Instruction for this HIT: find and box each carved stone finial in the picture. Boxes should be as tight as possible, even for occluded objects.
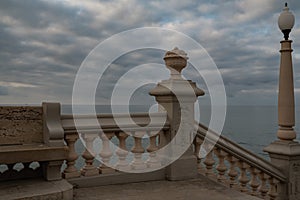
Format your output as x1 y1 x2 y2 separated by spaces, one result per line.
164 47 188 79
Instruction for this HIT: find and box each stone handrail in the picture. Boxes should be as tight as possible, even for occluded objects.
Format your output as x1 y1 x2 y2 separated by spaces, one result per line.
196 122 286 181
61 112 170 181
194 122 286 199
62 112 169 133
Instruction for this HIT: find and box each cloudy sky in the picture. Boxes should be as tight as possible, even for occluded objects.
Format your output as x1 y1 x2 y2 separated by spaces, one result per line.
1 0 300 106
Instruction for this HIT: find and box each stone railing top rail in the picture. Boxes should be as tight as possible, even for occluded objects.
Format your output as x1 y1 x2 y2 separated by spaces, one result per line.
195 122 287 182
61 112 170 134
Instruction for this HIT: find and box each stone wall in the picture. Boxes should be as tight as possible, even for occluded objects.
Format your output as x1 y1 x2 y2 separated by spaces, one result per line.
0 106 43 145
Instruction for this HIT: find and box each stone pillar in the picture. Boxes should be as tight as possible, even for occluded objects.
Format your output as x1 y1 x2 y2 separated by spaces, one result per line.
264 40 300 200
149 47 204 180
42 102 66 181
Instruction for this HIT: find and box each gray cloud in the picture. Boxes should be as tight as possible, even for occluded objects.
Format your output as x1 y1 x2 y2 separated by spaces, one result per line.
0 86 8 96
0 0 299 105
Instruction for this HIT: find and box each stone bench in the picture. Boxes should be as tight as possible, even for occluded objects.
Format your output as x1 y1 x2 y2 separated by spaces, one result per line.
0 103 67 181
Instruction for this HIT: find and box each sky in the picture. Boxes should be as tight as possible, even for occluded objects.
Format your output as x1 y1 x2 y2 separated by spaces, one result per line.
1 0 300 106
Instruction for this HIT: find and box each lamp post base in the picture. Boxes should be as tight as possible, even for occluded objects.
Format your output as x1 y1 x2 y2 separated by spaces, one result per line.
264 140 300 200
277 128 296 141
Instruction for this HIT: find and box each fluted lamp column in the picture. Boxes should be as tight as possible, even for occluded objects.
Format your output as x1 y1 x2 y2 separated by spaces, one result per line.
264 4 300 200
277 2 296 141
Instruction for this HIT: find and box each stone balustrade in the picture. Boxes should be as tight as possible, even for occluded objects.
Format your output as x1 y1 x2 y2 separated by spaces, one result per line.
0 106 290 199
61 112 170 182
194 123 286 200
59 110 289 199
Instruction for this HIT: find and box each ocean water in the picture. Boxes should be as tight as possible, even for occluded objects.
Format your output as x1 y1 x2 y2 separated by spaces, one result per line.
62 105 300 159
221 106 300 158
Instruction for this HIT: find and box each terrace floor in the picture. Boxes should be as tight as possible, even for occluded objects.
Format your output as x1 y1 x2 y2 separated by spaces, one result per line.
74 175 260 200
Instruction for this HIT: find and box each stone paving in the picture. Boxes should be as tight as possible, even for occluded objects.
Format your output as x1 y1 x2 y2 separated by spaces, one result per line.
0 179 73 200
74 175 260 200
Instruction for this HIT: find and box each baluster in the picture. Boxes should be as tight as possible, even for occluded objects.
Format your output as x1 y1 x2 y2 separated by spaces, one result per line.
193 137 204 172
146 131 161 168
226 155 238 188
23 162 30 170
131 131 146 170
81 133 98 176
115 132 130 171
7 164 14 171
214 148 227 182
20 162 28 173
99 132 115 174
7 164 17 177
204 146 215 177
63 133 81 178
258 173 269 198
158 130 168 148
249 167 260 196
268 177 278 200
22 162 34 175
238 161 250 193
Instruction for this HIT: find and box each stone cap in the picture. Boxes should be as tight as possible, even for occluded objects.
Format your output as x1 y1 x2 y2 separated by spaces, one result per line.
264 140 300 156
149 79 204 98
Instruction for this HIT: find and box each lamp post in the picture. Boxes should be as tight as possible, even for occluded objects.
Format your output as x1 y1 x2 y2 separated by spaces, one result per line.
277 3 296 141
264 4 300 199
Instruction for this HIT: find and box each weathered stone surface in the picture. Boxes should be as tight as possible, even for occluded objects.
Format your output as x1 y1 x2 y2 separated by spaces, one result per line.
74 175 260 200
0 178 73 200
0 106 43 145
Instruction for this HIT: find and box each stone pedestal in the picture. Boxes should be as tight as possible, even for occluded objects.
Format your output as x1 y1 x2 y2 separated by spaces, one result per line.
43 160 64 181
149 47 204 180
264 141 300 200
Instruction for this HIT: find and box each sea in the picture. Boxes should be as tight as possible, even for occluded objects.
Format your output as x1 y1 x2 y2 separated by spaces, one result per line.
62 105 300 159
